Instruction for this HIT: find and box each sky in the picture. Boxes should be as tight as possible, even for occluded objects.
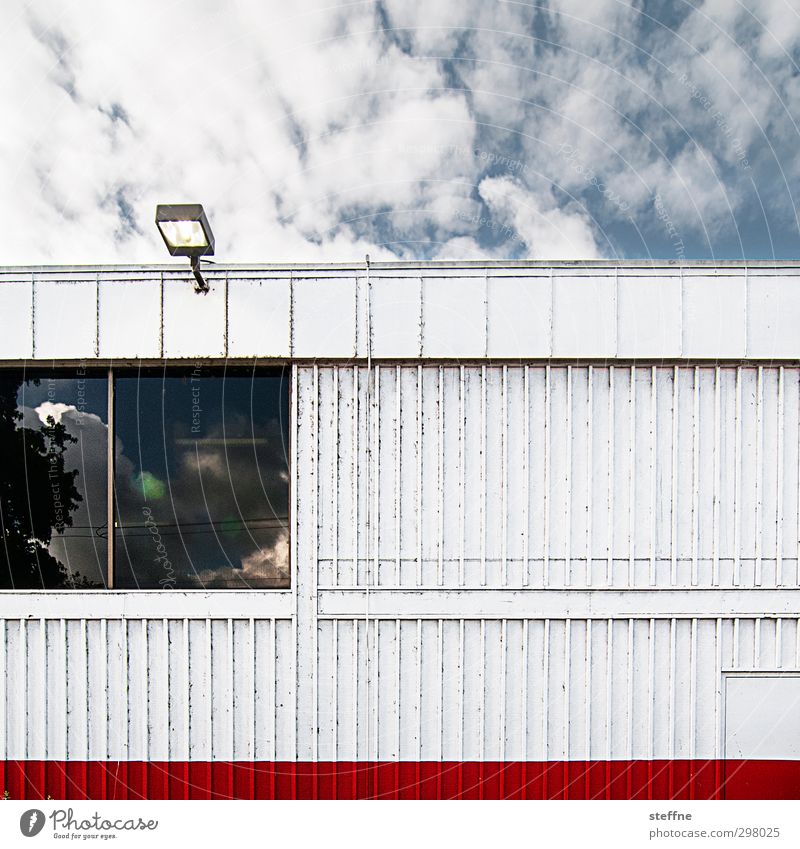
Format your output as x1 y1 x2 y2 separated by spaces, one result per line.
1 0 799 264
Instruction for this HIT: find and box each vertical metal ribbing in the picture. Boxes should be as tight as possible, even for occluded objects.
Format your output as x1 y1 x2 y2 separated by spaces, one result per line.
41 618 48 773
121 619 128 770
628 367 636 587
480 365 487 587
584 620 592 788
373 365 381 589
715 619 723 772
797 371 800 586
458 619 465 776
607 367 615 587
332 369 339 584
416 619 422 776
565 366 572 587
650 367 657 587
795 617 800 666
63 619 69 767
587 366 594 587
776 618 782 668
159 624 167 768
544 365 551 589
712 367 721 586
290 366 299 782
395 365 401 586
777 367 785 585
437 618 444 768
521 619 529 768
331 622 338 789
500 619 507 767
80 620 90 772
107 365 115 588
734 368 743 586
501 366 508 587
393 619 405 764
733 617 740 668
605 619 613 786
182 618 190 784
416 365 423 587
648 619 655 777
227 618 234 789
270 621 277 772
437 367 444 587
459 366 465 587
523 366 530 587
478 619 485 795
351 620 357 768
542 620 550 774
626 619 634 766
143 620 150 772
691 367 700 586
689 618 698 789
312 365 319 775
668 618 676 763
670 367 679 586
755 618 762 666
563 620 571 786
0 621 5 769
20 621 27 765
756 366 764 586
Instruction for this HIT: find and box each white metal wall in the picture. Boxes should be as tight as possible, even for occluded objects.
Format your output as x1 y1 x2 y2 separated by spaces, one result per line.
1 615 798 763
3 362 800 764
309 365 800 589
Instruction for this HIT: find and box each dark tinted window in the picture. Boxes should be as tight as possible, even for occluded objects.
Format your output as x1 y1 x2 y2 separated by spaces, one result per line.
114 366 290 589
0 368 108 589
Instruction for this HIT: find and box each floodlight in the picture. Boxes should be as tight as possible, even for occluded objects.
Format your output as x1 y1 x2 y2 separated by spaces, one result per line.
155 203 215 293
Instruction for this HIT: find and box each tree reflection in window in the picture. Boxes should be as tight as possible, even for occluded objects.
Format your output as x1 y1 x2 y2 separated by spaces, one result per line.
114 366 290 589
0 370 108 589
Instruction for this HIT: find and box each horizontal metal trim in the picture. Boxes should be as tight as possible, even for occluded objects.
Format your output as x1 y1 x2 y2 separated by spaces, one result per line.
3 259 800 272
0 590 293 619
317 588 800 619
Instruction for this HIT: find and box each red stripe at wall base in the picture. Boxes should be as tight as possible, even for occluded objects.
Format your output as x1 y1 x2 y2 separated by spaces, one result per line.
1 761 798 800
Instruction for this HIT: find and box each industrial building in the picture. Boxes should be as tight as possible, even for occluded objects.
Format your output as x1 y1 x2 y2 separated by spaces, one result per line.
1 259 799 798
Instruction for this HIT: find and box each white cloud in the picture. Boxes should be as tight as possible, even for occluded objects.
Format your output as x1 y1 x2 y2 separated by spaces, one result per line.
478 176 600 258
0 0 798 263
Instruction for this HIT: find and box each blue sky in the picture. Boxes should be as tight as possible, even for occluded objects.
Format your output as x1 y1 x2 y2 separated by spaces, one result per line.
1 0 799 263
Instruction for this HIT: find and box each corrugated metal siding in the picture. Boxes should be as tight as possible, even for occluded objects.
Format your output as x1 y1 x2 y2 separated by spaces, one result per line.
2 615 798 763
312 365 800 589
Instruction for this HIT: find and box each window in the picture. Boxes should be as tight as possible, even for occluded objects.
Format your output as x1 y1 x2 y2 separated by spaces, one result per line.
0 365 290 590
0 368 108 588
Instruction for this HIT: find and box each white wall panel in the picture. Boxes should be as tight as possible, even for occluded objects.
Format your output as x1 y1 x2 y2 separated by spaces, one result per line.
98 279 161 358
293 277 357 358
683 275 747 359
227 277 290 357
747 275 800 358
0 280 33 358
552 275 616 357
369 277 421 358
617 275 681 358
486 276 551 357
422 276 485 358
162 274 226 358
34 278 98 359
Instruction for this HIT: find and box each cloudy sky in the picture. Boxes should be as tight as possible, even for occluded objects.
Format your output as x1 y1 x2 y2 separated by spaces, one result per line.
2 0 799 264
